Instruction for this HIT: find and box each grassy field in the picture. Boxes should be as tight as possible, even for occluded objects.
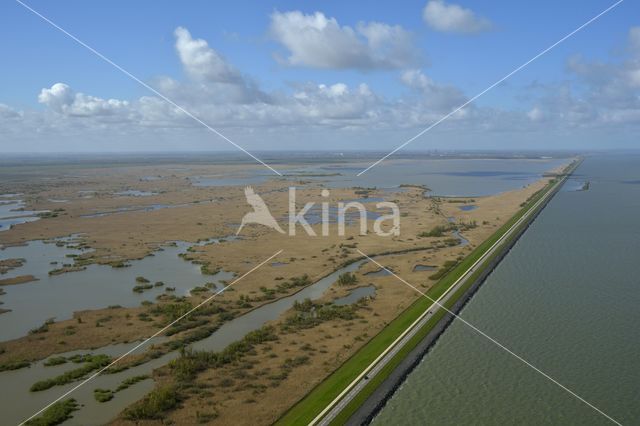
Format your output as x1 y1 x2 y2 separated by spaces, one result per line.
276 171 567 426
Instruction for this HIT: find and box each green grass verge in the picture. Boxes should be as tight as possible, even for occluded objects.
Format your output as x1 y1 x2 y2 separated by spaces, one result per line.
276 174 565 426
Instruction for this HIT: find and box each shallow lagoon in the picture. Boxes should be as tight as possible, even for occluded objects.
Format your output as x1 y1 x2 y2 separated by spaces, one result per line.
0 198 47 232
0 237 233 340
190 158 569 197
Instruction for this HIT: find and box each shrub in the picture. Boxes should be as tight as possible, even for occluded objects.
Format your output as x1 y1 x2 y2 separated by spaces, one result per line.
29 318 55 334
275 274 311 293
93 388 114 402
0 360 31 372
418 224 452 238
337 272 357 286
149 301 192 321
168 326 278 382
124 385 180 420
132 283 153 293
293 298 313 312
43 357 67 367
30 354 111 392
282 303 358 331
200 264 220 275
25 398 78 426
115 374 149 391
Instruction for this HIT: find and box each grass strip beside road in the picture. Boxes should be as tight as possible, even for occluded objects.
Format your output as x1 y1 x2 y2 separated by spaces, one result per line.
277 177 561 426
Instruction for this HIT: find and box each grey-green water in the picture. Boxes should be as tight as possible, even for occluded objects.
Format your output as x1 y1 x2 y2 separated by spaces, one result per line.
373 155 640 425
192 158 568 196
0 237 235 340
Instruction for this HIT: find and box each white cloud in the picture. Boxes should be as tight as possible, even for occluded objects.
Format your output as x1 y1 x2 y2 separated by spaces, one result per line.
422 0 492 34
289 82 379 124
37 83 75 112
400 69 467 113
172 28 270 104
527 107 545 122
520 28 640 130
174 27 241 83
10 23 640 152
38 83 129 117
0 103 21 119
629 26 640 52
269 11 417 69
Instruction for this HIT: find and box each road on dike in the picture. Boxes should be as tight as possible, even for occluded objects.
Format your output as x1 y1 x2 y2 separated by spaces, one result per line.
312 162 576 426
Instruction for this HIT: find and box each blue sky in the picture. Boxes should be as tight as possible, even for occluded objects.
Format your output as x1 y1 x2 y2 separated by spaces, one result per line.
1 0 639 152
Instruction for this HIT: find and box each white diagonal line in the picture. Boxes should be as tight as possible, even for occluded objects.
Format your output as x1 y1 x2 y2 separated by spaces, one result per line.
19 249 283 426
357 0 624 176
355 249 622 426
15 0 282 176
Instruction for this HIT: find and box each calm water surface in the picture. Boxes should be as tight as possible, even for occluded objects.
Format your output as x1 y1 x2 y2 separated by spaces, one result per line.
0 238 234 340
373 155 640 425
191 158 567 196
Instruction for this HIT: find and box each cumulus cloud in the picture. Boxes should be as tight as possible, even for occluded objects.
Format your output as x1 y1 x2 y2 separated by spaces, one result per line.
401 69 467 113
527 107 545 122
269 11 418 69
422 0 492 34
0 103 21 119
172 27 269 104
13 22 640 152
289 82 379 124
519 26 640 131
38 83 130 117
629 26 640 52
174 27 242 84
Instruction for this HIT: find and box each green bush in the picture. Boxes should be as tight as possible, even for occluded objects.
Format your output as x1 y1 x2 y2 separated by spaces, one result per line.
200 264 221 275
337 272 358 286
124 385 180 420
132 283 153 293
115 374 149 391
0 360 31 371
418 224 454 238
168 326 278 382
43 356 67 367
150 301 192 321
29 318 54 334
283 303 358 331
25 398 78 426
30 354 111 392
275 274 311 293
93 388 114 402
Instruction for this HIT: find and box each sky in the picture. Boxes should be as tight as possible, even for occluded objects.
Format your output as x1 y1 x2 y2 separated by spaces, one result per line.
1 0 639 153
